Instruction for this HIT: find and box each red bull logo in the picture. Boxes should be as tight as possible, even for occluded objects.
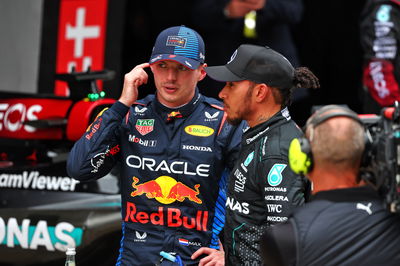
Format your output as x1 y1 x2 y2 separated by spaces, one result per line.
86 117 102 140
166 111 183 122
168 111 182 118
130 176 202 204
124 202 208 231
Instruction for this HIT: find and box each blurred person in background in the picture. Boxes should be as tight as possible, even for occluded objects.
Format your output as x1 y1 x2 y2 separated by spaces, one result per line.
360 0 400 113
67 26 245 265
192 0 305 99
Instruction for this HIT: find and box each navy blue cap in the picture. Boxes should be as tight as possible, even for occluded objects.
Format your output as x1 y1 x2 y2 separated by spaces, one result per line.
149 26 205 70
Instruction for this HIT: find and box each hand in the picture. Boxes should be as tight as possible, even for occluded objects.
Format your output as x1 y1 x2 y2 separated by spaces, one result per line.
224 0 266 18
191 241 225 266
244 0 266 10
118 63 150 107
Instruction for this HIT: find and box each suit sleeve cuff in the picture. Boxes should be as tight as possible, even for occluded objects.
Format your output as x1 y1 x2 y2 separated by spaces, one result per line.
109 101 130 119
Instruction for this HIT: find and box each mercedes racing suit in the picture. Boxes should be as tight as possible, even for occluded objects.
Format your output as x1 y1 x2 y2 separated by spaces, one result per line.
224 107 308 266
360 0 400 112
66 90 244 265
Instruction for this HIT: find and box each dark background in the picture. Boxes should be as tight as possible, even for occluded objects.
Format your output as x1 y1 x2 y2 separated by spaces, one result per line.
35 0 367 127
119 0 366 126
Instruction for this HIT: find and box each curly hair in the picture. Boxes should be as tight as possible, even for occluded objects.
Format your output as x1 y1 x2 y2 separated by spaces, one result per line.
273 67 320 108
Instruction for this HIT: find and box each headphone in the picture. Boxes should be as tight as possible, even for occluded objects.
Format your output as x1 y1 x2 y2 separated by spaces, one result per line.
288 105 364 175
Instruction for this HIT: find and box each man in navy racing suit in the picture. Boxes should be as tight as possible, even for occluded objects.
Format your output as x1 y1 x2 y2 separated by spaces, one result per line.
67 26 245 265
192 45 319 265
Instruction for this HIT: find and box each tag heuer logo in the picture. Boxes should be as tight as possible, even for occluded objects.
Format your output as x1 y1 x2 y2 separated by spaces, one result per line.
135 119 154 135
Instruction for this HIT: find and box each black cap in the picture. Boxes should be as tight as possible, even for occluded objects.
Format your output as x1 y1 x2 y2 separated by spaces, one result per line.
205 44 294 89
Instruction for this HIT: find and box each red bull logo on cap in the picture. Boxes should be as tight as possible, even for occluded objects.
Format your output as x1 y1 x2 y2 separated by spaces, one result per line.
130 176 202 204
166 36 187 48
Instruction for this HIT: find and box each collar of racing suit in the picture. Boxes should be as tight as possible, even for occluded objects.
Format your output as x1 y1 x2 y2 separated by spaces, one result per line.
242 107 292 146
153 88 202 122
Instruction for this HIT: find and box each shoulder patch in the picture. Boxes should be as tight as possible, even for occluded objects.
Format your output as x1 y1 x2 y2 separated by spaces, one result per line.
267 164 287 186
244 151 254 167
86 107 108 131
376 4 392 22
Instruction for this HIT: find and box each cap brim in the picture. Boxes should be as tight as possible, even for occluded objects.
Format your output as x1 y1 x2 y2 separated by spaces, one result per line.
205 65 244 82
149 54 201 70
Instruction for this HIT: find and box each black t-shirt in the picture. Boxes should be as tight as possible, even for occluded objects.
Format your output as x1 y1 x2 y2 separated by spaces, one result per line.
260 186 400 266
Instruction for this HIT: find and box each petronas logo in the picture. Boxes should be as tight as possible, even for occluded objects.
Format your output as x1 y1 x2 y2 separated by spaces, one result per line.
267 164 286 186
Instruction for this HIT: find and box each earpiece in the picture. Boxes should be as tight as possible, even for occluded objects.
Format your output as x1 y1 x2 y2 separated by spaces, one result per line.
288 137 313 175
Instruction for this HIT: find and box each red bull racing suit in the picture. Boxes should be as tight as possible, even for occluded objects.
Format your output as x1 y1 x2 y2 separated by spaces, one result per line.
67 90 244 266
360 0 400 112
223 108 309 265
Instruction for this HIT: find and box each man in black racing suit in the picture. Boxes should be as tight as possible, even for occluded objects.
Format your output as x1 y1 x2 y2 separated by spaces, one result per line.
360 0 400 113
192 44 319 265
67 26 245 265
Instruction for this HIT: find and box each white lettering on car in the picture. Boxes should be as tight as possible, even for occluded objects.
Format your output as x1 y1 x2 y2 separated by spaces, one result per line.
0 171 79 191
0 217 80 252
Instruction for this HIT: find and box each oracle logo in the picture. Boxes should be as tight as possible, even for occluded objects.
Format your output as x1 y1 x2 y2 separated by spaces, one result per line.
126 155 210 177
0 103 42 132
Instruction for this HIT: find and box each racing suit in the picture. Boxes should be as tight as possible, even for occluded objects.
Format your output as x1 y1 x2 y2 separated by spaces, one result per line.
260 186 400 266
66 89 244 265
360 0 400 112
223 107 308 265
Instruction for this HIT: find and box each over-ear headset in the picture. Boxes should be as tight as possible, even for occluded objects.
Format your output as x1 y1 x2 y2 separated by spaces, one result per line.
288 105 364 175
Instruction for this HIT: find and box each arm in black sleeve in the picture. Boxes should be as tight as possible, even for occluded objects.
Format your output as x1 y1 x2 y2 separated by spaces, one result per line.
66 101 128 181
260 221 297 266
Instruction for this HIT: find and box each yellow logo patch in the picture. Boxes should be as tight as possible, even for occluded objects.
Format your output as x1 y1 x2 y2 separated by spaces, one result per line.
184 125 214 137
